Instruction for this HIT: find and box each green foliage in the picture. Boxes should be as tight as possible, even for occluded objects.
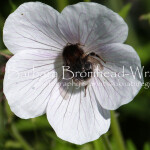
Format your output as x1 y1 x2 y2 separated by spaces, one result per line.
84 0 91 2
9 0 17 12
143 143 150 150
126 140 137 150
5 140 22 149
0 14 4 49
56 0 69 12
119 3 132 19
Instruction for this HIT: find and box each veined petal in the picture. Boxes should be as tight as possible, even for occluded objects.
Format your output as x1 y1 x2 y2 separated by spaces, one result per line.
58 2 128 48
91 43 143 110
3 2 67 54
46 83 110 145
3 49 63 119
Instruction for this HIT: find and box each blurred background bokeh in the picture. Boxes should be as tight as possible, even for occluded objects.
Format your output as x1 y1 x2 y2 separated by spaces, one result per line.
0 0 150 150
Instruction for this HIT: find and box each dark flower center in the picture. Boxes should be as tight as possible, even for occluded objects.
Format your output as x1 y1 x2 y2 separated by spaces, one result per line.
62 43 93 82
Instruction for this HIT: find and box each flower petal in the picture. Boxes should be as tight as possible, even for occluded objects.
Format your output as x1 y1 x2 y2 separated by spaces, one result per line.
3 2 67 54
46 83 110 145
58 2 128 47
91 43 143 110
3 50 63 119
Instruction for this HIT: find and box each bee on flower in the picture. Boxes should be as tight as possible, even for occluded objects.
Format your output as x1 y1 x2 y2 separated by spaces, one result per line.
3 2 143 144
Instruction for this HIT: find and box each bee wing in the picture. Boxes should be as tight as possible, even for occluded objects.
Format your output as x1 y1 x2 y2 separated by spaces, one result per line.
88 56 104 71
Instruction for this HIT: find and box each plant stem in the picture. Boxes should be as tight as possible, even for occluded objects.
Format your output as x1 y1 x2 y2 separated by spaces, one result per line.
11 124 33 150
0 99 5 145
56 0 69 12
93 138 106 150
102 134 113 150
111 111 126 150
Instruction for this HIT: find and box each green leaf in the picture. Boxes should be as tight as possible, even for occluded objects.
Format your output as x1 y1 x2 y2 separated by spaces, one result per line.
5 140 22 149
81 143 93 150
136 43 150 64
11 124 33 150
15 116 50 131
0 49 12 55
143 142 150 150
126 140 137 150
0 100 5 141
56 0 69 12
5 100 14 123
9 0 17 12
119 3 132 19
93 138 106 150
111 111 126 150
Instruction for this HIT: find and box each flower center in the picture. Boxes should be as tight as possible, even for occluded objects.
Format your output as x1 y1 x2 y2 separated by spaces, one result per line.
62 43 93 83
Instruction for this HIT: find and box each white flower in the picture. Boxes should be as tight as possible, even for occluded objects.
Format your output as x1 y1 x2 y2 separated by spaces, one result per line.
3 2 143 145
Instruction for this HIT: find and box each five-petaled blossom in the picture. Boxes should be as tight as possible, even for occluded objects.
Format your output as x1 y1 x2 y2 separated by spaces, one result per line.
3 2 143 144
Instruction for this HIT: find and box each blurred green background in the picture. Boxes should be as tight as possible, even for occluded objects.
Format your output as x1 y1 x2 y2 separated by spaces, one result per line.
0 0 150 150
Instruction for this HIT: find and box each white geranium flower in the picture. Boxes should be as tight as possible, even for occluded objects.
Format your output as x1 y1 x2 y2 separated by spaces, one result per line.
3 2 143 145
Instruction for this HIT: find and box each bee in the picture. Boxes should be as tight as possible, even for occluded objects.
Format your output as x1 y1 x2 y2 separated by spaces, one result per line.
59 43 105 99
